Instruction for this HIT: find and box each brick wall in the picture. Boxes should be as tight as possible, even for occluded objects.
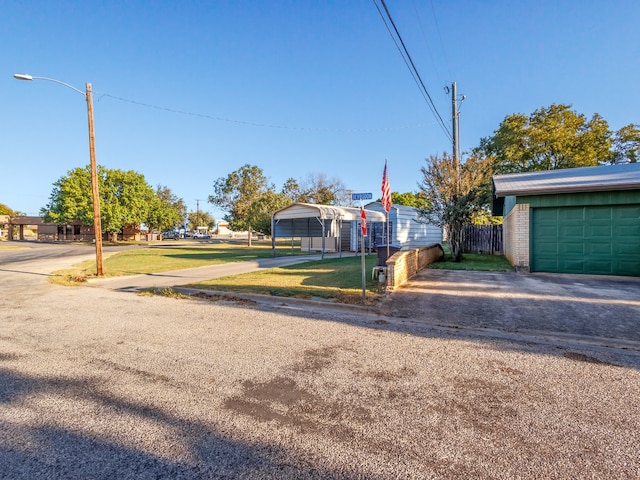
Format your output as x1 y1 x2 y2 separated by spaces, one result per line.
504 203 530 272
386 244 444 290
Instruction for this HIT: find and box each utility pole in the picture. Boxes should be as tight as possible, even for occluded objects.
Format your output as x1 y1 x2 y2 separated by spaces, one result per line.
451 81 460 176
195 199 200 230
450 82 465 191
86 83 103 276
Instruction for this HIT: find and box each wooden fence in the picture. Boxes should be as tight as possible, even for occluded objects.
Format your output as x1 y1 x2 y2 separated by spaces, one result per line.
462 225 503 255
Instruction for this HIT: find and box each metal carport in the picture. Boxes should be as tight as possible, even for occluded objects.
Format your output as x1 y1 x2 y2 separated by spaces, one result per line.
271 203 386 259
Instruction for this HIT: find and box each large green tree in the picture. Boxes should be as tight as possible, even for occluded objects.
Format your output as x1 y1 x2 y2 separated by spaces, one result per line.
187 210 215 231
100 169 155 240
416 153 493 262
245 191 292 237
42 166 95 226
208 164 272 246
146 185 187 236
42 165 156 241
480 104 619 173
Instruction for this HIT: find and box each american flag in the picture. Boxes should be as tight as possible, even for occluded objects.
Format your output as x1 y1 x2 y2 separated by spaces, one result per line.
381 160 392 213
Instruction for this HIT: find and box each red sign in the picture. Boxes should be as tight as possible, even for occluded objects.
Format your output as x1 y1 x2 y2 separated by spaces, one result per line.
361 208 367 236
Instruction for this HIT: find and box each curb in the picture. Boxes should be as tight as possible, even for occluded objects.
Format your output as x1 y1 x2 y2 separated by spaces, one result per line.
161 286 640 356
169 286 384 315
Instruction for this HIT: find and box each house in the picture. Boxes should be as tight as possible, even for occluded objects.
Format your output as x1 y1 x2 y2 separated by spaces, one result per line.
4 216 142 242
214 221 233 236
363 202 443 250
492 163 640 276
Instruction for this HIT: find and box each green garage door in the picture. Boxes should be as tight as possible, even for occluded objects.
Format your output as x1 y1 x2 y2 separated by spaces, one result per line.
532 205 640 276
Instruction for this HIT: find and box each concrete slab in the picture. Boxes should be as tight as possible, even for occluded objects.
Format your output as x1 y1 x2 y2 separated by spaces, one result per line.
380 269 640 349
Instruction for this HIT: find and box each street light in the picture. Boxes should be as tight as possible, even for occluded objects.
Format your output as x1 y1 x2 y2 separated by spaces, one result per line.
14 73 104 276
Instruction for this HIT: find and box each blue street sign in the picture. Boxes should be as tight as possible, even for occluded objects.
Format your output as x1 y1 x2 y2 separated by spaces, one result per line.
351 192 373 201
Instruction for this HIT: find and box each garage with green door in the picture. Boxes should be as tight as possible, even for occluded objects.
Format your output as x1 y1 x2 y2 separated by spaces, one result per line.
493 164 640 277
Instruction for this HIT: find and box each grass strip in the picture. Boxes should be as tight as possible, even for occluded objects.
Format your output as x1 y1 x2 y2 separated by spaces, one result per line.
430 252 513 272
190 255 385 304
51 240 306 284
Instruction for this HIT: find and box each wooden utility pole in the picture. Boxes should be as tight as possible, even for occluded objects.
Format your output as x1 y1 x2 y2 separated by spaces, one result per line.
13 74 103 276
451 81 460 178
86 83 103 276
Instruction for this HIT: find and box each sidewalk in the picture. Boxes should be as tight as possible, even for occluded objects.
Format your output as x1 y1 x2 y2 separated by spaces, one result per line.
89 253 337 291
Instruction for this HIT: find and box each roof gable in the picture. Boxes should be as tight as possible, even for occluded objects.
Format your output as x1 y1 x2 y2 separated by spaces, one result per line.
273 202 386 222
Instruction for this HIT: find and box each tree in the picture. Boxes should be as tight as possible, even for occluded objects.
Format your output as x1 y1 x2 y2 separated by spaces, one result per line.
42 165 156 242
245 191 292 237
42 166 95 226
611 124 640 164
374 191 430 209
481 104 614 173
208 164 272 246
281 177 302 201
146 186 186 237
100 169 155 241
0 203 17 216
187 211 215 231
416 153 493 262
287 173 348 205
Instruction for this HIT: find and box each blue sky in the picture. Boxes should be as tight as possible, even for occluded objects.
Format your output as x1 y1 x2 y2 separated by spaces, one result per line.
2 0 639 218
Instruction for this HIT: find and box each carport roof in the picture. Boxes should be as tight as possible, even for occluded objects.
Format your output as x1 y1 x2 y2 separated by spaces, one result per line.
493 163 640 197
273 203 387 222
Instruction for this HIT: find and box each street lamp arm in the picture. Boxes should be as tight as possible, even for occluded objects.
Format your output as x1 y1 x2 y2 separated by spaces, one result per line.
13 73 86 97
13 71 103 276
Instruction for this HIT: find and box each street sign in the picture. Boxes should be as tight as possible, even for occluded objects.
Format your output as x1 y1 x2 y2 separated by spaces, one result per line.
351 192 372 201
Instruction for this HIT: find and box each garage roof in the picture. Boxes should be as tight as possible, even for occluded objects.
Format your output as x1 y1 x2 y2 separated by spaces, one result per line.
273 203 387 222
493 163 640 197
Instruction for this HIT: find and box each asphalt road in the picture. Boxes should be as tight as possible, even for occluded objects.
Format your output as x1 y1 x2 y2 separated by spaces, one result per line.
1 242 639 479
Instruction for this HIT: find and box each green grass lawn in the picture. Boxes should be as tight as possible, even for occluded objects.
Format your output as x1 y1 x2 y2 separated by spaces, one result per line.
429 245 513 272
190 255 384 303
54 239 511 302
53 240 306 283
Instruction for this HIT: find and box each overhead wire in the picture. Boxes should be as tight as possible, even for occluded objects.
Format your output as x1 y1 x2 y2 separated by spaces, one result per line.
373 0 452 142
95 93 437 133
411 0 444 87
429 0 453 81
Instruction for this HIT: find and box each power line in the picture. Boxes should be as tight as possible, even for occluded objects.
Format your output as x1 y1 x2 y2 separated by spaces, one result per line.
95 93 437 133
411 0 444 86
428 0 453 81
373 0 452 142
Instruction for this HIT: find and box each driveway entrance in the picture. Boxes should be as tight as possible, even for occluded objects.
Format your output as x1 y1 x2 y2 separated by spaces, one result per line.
382 269 640 348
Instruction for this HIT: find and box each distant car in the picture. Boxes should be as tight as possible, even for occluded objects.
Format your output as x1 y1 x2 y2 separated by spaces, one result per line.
192 232 211 239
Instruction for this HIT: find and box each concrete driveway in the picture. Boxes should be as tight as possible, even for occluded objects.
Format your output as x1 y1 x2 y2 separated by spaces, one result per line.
381 269 640 350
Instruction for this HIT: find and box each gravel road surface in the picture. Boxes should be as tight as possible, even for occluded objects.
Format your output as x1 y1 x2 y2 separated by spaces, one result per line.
1 243 639 479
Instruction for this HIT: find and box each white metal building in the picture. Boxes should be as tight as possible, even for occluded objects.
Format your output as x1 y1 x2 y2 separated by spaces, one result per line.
363 202 443 249
271 203 386 258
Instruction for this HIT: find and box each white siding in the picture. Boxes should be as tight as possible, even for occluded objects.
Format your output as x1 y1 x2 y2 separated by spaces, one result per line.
364 202 443 249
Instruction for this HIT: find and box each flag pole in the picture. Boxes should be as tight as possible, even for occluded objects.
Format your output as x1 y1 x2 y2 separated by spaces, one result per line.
386 211 390 259
360 205 367 301
381 159 391 260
